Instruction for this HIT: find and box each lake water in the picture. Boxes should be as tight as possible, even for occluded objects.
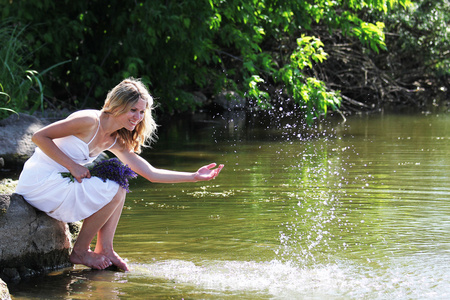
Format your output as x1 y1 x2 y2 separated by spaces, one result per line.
8 109 450 299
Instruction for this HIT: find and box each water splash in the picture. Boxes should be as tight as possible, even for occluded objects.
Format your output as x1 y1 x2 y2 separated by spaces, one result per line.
127 256 450 299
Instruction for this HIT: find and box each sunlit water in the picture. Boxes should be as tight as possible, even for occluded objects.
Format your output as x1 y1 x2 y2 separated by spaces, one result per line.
8 110 450 299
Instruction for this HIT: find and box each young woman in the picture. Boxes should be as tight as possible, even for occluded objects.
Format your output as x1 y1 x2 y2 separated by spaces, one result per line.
15 78 223 271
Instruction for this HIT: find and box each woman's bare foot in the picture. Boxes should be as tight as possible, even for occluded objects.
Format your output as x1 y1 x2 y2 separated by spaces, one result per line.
96 249 129 272
70 249 112 270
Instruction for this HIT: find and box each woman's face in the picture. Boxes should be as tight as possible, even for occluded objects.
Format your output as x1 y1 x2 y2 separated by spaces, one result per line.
117 98 147 131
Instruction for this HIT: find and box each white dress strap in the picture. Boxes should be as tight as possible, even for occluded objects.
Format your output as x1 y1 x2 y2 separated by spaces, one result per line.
106 136 118 150
87 118 101 146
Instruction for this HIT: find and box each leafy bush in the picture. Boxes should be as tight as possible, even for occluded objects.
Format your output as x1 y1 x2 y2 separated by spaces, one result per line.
1 0 415 121
383 0 449 77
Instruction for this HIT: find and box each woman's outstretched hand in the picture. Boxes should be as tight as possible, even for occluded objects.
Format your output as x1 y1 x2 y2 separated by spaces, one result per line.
194 163 224 181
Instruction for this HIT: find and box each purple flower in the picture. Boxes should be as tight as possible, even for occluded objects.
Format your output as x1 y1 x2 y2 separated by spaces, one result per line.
60 158 138 192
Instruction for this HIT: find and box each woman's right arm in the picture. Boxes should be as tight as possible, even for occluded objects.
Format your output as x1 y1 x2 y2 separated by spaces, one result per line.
32 112 97 182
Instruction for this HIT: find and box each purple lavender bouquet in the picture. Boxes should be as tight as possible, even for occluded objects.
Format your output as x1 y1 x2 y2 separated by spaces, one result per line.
60 158 138 192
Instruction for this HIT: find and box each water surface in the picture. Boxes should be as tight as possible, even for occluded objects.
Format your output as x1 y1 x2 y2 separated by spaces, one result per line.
9 110 450 299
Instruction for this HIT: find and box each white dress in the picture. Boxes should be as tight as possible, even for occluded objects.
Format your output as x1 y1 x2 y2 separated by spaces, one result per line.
15 119 119 223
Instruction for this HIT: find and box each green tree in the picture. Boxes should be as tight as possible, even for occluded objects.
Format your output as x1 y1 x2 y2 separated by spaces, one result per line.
1 0 414 121
382 0 449 84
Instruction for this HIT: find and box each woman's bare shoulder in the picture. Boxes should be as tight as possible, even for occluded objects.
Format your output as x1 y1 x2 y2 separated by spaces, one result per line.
67 109 100 119
47 110 100 138
66 110 100 125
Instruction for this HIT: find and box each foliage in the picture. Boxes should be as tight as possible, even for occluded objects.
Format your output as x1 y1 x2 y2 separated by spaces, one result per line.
328 0 450 109
382 0 449 77
1 0 417 122
0 21 42 119
275 35 341 122
0 20 71 119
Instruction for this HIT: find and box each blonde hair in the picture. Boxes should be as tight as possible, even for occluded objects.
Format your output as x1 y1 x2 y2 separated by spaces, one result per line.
102 78 157 153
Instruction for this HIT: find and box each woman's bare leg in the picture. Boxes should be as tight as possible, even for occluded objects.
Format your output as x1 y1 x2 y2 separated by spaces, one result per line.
70 187 126 269
94 189 130 271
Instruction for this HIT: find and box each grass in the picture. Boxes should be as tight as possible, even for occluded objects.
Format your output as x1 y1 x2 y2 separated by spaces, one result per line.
0 20 70 120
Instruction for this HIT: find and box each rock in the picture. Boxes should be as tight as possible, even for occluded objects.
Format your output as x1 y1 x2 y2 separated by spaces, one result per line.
214 91 246 110
0 113 45 158
0 195 9 215
0 112 108 171
17 266 36 279
0 278 11 300
0 269 19 284
192 91 209 106
0 194 72 282
0 113 46 169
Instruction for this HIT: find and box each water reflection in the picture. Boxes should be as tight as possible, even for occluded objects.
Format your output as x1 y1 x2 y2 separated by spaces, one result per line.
9 111 450 299
10 267 126 299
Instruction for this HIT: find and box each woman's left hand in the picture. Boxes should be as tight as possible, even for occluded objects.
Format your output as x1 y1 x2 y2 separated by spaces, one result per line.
194 163 224 181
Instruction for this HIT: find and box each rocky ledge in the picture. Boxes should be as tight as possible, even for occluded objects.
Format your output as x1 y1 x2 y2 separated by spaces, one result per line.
0 193 75 283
